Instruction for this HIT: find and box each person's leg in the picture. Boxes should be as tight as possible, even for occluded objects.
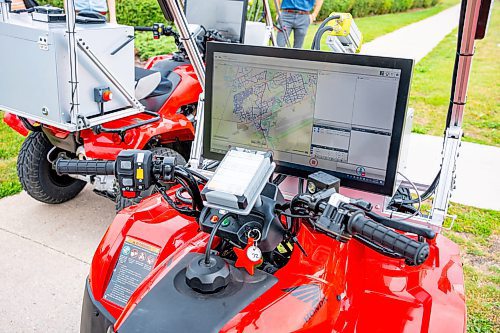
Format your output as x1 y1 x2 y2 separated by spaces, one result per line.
277 12 294 47
292 14 310 49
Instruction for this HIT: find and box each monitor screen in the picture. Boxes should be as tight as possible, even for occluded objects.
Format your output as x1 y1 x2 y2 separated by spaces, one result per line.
204 43 414 196
185 0 247 43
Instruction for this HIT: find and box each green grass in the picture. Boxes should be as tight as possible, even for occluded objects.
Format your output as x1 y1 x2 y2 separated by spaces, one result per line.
0 113 23 199
302 0 460 50
444 203 500 333
410 4 499 146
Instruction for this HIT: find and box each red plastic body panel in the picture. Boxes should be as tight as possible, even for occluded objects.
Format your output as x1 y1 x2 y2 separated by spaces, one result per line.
87 186 466 333
2 57 202 160
3 112 29 136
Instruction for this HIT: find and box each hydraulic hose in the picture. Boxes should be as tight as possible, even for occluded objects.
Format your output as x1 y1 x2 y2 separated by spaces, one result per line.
55 159 115 176
311 14 341 50
348 212 430 266
312 26 333 50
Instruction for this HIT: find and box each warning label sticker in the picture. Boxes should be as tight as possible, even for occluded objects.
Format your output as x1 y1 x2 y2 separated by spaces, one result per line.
104 236 160 307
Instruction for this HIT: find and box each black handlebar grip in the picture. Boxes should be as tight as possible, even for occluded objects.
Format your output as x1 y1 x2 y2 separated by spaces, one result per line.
134 26 155 32
348 212 430 266
55 159 115 176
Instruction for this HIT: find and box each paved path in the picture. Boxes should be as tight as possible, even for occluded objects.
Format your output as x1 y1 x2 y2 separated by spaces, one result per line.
0 188 114 332
361 4 461 62
406 134 500 211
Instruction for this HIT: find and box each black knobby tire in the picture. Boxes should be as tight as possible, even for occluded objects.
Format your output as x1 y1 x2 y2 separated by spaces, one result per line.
17 132 87 204
115 147 187 212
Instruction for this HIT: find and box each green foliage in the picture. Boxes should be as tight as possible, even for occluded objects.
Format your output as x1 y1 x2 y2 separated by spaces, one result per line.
134 31 177 60
0 113 24 199
115 0 167 26
40 0 442 24
318 0 442 20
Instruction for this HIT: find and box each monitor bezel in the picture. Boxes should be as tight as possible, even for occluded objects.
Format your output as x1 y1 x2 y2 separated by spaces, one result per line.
184 0 248 44
203 42 414 196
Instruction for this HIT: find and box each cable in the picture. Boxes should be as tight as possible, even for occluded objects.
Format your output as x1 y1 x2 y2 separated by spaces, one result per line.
311 14 341 50
174 167 203 210
204 213 233 264
278 211 310 219
398 170 441 204
312 26 333 50
298 178 305 194
187 168 209 183
202 160 219 170
392 171 421 221
175 187 193 205
157 186 199 217
272 174 286 185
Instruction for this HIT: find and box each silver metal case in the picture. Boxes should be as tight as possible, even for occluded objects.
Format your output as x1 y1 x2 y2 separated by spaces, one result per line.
0 13 135 131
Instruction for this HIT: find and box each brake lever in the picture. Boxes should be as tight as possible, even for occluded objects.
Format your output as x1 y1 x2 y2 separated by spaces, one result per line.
366 211 436 240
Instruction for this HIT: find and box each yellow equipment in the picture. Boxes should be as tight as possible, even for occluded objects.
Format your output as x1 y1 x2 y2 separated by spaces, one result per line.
312 13 363 54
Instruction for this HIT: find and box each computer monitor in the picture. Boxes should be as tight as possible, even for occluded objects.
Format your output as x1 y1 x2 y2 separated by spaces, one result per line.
203 43 414 196
184 0 247 43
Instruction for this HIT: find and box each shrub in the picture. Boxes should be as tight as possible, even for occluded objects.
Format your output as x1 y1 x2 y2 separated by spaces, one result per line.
39 0 442 24
318 0 442 19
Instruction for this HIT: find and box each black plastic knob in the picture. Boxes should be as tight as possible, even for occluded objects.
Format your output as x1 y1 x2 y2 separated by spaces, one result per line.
185 254 230 294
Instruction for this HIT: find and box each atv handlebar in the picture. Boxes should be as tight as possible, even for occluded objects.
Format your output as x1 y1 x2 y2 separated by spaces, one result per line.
55 159 115 176
54 150 431 266
134 26 156 32
348 212 430 266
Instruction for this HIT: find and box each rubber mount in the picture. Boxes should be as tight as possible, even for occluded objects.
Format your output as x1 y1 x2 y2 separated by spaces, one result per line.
185 254 230 294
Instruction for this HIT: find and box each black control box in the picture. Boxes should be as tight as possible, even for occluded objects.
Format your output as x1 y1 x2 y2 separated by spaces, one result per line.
307 171 340 194
116 150 154 197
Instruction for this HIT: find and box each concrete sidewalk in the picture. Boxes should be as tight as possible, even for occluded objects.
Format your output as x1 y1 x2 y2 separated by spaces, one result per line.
406 134 500 211
361 4 461 62
0 188 114 332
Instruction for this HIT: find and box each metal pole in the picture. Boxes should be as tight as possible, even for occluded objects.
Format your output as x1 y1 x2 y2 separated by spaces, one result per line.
162 0 205 89
155 0 207 165
431 0 482 226
0 0 10 22
65 0 80 126
271 0 291 47
263 0 277 46
189 94 205 167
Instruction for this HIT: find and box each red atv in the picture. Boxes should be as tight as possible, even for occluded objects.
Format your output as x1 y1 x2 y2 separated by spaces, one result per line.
3 24 221 209
54 149 466 333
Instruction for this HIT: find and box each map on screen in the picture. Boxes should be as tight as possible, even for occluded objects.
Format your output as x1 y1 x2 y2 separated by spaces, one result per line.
212 66 317 157
207 48 412 196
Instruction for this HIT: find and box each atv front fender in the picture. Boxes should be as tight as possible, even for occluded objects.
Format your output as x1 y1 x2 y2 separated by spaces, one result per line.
81 278 115 333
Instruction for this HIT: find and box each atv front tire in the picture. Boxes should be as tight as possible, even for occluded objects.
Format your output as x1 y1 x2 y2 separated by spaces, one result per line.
17 132 86 204
115 147 187 212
